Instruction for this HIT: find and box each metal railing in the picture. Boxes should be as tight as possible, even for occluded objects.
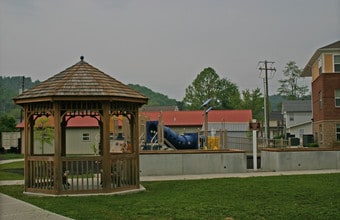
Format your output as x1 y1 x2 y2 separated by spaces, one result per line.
225 136 289 153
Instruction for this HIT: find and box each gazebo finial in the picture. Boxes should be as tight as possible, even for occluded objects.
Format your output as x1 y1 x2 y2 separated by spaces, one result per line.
80 56 84 61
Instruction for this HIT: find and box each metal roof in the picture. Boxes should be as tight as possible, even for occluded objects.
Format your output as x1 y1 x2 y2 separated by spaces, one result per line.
282 100 312 113
140 110 252 126
14 56 148 104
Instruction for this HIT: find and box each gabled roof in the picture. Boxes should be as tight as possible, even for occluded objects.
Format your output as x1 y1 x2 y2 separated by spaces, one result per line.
14 56 148 104
282 100 312 113
301 40 340 77
140 110 252 126
270 111 283 120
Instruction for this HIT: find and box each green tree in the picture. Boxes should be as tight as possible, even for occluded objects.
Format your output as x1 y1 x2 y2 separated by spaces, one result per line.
183 67 241 110
34 117 54 154
217 78 241 109
0 115 17 132
277 61 309 100
240 88 264 121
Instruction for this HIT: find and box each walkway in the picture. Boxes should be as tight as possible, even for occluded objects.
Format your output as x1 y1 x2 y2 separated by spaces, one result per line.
0 158 72 219
0 193 72 220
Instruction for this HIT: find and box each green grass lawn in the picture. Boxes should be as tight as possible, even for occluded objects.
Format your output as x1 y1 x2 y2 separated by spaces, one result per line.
1 174 340 219
0 153 24 160
0 161 24 180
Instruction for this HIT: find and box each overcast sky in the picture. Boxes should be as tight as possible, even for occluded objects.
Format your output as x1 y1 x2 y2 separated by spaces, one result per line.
1 0 339 100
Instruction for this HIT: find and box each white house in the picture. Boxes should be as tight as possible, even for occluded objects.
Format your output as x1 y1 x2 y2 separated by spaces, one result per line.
282 100 312 144
17 116 101 155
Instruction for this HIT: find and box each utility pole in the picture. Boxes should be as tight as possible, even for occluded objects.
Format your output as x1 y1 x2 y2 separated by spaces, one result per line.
258 60 276 144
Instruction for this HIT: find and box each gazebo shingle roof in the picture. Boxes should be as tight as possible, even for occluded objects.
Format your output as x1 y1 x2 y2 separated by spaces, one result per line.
14 56 148 103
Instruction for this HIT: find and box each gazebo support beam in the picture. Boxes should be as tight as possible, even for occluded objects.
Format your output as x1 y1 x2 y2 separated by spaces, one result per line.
53 102 62 194
24 106 29 191
101 102 111 192
132 111 140 187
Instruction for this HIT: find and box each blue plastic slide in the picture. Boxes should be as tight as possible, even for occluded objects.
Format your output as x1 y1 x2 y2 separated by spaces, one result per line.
146 121 199 149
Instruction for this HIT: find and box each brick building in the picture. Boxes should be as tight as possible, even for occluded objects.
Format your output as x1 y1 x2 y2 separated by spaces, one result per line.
302 40 340 147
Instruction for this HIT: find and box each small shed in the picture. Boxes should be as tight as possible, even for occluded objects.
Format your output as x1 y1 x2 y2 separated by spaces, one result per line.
13 56 148 195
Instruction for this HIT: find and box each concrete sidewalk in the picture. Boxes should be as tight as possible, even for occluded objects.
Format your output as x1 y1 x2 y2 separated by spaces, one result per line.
0 158 24 164
0 193 72 220
140 169 340 181
0 158 72 219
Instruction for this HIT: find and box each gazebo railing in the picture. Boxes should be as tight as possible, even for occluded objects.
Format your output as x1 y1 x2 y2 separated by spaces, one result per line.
27 156 55 193
26 154 138 194
62 156 103 193
109 154 138 190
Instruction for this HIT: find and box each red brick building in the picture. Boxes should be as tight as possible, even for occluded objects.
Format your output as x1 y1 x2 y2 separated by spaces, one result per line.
302 41 340 147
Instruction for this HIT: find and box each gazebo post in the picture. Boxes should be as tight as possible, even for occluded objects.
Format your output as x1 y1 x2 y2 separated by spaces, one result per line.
29 117 34 155
53 102 62 194
23 106 29 191
133 110 140 187
101 102 111 191
61 117 67 156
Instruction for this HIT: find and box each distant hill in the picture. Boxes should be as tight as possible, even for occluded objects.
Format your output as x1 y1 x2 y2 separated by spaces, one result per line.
0 76 40 117
128 84 178 106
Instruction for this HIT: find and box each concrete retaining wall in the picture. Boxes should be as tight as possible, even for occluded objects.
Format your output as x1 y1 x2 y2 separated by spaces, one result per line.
140 150 247 176
261 148 340 171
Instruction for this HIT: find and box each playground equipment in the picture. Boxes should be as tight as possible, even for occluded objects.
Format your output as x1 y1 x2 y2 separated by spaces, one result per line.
145 121 201 150
142 120 227 150
109 115 131 153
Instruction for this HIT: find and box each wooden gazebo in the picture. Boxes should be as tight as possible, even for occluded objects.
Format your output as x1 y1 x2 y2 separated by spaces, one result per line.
14 56 148 195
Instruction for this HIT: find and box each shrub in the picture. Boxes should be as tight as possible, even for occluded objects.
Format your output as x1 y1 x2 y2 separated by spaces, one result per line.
307 143 319 147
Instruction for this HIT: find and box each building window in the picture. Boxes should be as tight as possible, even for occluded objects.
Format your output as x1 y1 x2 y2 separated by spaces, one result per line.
337 124 340 141
289 114 294 121
319 91 322 109
82 133 90 141
335 89 340 107
334 55 340 72
318 58 322 74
